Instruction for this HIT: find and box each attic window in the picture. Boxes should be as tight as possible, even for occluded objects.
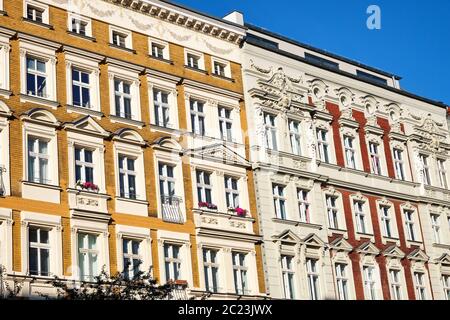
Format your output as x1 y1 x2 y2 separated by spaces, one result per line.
356 70 388 86
305 53 339 70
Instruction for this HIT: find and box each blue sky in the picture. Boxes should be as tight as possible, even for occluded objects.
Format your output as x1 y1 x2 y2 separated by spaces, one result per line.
172 0 450 105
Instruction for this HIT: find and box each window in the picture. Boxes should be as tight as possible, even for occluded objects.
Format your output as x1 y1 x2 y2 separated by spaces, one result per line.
297 189 310 223
389 269 403 300
203 249 219 293
369 142 382 175
151 43 165 59
335 263 349 300
264 113 277 150
316 129 329 163
225 176 239 209
419 154 431 185
28 227 50 276
356 70 388 86
289 120 301 156
122 239 141 279
213 61 226 77
118 155 137 199
218 107 233 142
354 201 367 234
159 163 175 198
114 79 132 119
186 53 200 69
190 99 205 136
363 266 377 300
78 233 98 282
304 52 339 70
442 274 450 300
75 147 94 184
273 184 287 220
306 258 320 300
414 272 427 300
164 243 181 282
71 18 87 36
112 31 127 48
232 252 248 295
27 5 44 23
344 136 356 169
430 214 441 244
27 137 49 184
281 255 295 300
380 206 393 238
393 148 405 180
404 210 416 241
153 89 170 128
72 68 91 108
196 170 212 204
26 56 47 97
326 195 339 229
437 159 448 189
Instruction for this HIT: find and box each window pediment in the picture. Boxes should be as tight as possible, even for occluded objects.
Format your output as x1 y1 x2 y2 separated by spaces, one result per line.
185 143 250 168
323 186 340 197
273 229 301 244
21 108 59 126
113 128 146 146
383 245 405 259
435 253 450 266
407 248 429 262
151 137 183 153
356 241 380 256
302 233 325 248
63 115 110 138
329 237 353 252
0 101 12 118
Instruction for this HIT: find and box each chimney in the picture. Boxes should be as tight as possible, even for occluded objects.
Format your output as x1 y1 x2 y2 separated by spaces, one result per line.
223 11 244 26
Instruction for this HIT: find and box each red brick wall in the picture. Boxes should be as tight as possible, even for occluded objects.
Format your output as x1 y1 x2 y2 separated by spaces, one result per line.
352 110 371 173
377 117 396 179
326 102 345 167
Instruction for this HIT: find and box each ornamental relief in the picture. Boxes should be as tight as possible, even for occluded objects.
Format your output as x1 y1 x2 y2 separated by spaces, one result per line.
412 114 448 155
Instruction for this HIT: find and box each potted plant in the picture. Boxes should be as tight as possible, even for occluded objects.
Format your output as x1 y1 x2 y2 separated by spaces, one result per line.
228 207 248 217
198 202 218 210
76 180 99 193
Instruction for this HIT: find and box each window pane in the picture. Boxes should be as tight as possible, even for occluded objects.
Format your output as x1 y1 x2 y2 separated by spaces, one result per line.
40 249 49 276
29 247 38 275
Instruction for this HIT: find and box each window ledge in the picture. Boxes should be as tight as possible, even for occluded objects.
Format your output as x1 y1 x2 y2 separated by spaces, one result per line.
20 94 59 109
115 196 149 206
66 188 111 199
67 30 96 42
407 239 423 246
110 115 145 128
329 228 348 235
211 73 235 82
0 88 12 98
22 17 54 30
149 55 174 65
22 180 62 191
271 217 322 230
184 65 208 75
149 124 182 136
432 243 450 250
194 208 255 222
383 236 400 241
66 104 104 119
109 43 136 54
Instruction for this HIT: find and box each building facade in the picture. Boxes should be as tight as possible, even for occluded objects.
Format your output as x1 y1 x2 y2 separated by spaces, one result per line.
0 0 266 299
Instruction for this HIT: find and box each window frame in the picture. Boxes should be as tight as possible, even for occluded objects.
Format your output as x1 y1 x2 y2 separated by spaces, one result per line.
273 184 287 220
185 49 205 71
149 38 170 61
281 255 296 300
67 13 92 38
203 248 220 293
316 128 330 163
289 119 302 156
211 56 231 78
23 0 49 25
109 25 133 50
232 251 249 295
264 112 278 151
190 98 206 136
306 258 320 300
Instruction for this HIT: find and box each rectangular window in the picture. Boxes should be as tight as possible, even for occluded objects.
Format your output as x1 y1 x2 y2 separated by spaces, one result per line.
218 107 233 142
75 147 94 184
326 195 339 229
164 243 181 282
316 129 329 163
196 170 212 204
27 5 44 23
203 249 219 293
26 56 47 97
369 142 382 175
389 269 403 300
344 136 356 169
27 137 49 184
159 163 175 198
437 159 448 189
28 227 50 276
419 154 431 185
225 176 239 209
186 53 200 69
404 210 416 242
273 184 287 220
122 239 141 279
442 274 450 300
112 31 127 48
393 148 405 180
430 214 441 244
71 18 87 35
213 61 226 77
118 155 137 200
304 52 339 70
380 206 393 238
335 263 349 300
151 43 165 59
363 266 377 300
414 272 427 300
264 113 277 150
306 258 320 300
289 120 302 156
190 99 205 136
232 252 248 295
281 255 295 300
354 201 367 234
153 89 170 128
356 70 388 86
72 68 91 108
78 233 98 282
297 189 310 223
114 79 132 119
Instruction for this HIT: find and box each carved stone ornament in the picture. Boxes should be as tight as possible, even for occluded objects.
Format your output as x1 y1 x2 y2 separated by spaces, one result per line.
413 114 447 154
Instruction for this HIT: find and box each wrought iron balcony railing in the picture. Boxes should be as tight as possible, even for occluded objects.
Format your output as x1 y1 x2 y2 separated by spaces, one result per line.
161 195 184 224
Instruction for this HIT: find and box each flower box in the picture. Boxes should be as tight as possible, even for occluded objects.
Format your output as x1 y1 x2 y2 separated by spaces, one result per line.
198 202 218 210
76 180 99 192
228 207 248 217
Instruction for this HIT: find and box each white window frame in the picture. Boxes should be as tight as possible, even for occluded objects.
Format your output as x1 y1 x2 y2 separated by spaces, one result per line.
273 184 287 220
353 200 368 234
404 209 417 242
389 268 404 300
149 38 170 60
442 274 450 300
393 147 406 181
413 271 428 300
153 89 171 128
28 226 51 276
335 263 349 300
203 248 220 293
419 153 431 186
196 170 213 205
211 56 231 78
343 135 357 169
0 209 13 272
23 0 49 25
148 75 179 130
232 251 249 295
430 213 441 244
164 243 182 282
26 136 50 184
378 204 398 240
0 33 11 93
218 106 234 142
264 112 277 151
185 48 205 70
362 265 378 300
326 195 340 230
225 175 240 209
190 99 206 136
316 128 330 163
109 25 133 50
289 119 302 156
306 258 320 300
281 255 296 300
437 158 448 189
67 13 92 38
369 141 382 175
297 189 310 223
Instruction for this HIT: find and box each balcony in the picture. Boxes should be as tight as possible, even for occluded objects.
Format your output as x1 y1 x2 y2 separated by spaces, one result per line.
161 195 184 224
